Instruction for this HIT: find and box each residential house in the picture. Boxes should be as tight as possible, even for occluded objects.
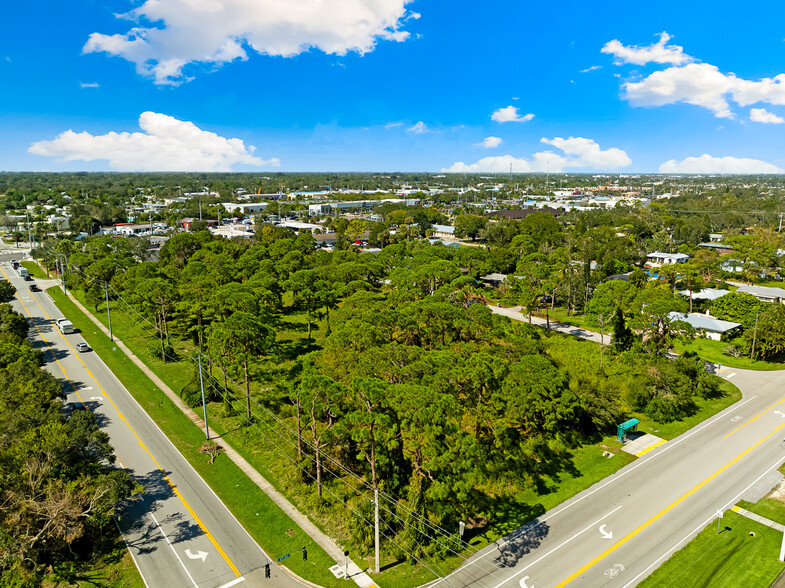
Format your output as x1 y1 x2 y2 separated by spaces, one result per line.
736 284 785 304
645 251 690 268
431 224 456 239
667 312 742 341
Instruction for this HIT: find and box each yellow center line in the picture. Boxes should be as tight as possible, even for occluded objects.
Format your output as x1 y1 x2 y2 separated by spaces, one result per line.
723 395 785 439
635 439 666 457
4 273 86 405
554 423 785 588
5 265 241 578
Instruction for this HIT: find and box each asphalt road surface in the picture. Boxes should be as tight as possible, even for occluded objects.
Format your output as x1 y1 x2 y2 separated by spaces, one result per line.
430 365 785 588
2 259 300 588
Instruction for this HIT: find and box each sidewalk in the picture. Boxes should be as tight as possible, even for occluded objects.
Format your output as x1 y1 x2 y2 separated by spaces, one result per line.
730 505 785 532
60 285 378 588
488 304 610 344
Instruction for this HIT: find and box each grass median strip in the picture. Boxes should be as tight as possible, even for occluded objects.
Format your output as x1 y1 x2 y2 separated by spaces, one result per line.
638 511 785 588
47 286 343 587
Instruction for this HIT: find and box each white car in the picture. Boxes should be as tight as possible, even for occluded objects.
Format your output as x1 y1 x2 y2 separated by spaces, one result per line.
76 342 90 352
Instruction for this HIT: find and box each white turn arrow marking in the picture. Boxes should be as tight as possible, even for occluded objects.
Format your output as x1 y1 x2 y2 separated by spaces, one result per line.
184 549 208 562
599 524 613 539
774 411 785 418
519 576 531 588
89 396 103 401
82 387 93 391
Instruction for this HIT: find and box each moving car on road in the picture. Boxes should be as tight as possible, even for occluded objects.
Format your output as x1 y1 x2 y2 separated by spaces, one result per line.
56 318 75 334
28 284 40 292
76 342 89 352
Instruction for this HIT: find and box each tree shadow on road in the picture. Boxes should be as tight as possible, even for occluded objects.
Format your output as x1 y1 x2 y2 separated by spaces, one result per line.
492 518 550 569
115 468 206 555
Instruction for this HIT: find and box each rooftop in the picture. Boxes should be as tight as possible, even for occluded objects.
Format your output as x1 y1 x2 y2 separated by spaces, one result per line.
668 312 741 333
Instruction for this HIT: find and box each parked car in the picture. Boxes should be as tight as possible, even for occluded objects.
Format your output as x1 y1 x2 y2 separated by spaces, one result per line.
23 275 32 281
28 284 40 292
76 342 90 352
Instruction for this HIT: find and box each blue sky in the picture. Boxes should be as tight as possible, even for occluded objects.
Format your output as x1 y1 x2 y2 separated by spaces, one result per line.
4 0 785 173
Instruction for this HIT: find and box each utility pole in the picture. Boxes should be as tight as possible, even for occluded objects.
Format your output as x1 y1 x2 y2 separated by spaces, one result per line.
374 487 380 574
59 256 66 294
104 283 113 341
750 310 759 361
779 212 783 232
198 353 209 440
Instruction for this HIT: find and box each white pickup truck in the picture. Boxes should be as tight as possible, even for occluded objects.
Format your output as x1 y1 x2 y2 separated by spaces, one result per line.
56 319 75 334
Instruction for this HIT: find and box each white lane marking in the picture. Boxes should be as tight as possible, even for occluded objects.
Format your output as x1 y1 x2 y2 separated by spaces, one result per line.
491 505 623 588
774 410 785 418
39 293 275 569
441 394 758 577
185 548 208 562
621 454 785 588
148 509 198 587
519 576 531 588
217 577 246 588
114 518 151 588
599 524 613 539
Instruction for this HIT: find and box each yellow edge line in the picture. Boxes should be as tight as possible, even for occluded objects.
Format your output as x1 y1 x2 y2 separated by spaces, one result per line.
554 423 785 588
635 439 666 457
723 396 785 439
6 266 241 578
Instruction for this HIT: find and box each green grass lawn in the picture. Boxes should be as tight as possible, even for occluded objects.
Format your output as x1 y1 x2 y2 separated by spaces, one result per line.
47 287 344 588
540 308 600 332
674 337 785 371
22 259 52 280
639 511 785 588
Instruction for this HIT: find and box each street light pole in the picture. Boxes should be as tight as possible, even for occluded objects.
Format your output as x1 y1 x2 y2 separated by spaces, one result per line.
198 353 210 440
374 487 380 574
104 283 113 341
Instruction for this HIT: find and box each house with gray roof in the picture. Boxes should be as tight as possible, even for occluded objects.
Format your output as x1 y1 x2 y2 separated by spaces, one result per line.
668 312 742 341
737 284 785 304
431 224 456 238
676 288 731 302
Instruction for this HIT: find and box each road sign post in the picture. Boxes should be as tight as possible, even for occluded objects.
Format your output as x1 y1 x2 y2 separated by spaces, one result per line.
717 509 723 534
344 550 349 580
780 529 785 562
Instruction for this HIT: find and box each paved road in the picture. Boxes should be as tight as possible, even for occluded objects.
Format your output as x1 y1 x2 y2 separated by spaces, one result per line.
431 359 785 587
2 258 299 588
489 305 608 344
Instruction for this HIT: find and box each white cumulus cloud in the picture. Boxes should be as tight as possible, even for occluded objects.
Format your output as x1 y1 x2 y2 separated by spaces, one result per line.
442 137 630 173
540 136 632 168
602 32 692 66
609 34 785 119
29 112 278 171
658 154 782 174
79 82 100 89
479 136 503 148
491 106 534 123
750 108 785 124
407 121 428 134
83 0 416 85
